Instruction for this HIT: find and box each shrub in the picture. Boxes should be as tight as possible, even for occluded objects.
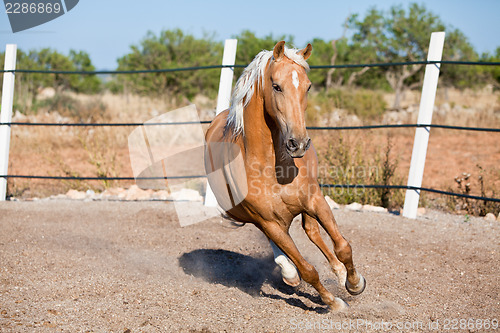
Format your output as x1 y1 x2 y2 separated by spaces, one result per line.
318 133 404 209
36 93 108 123
446 165 500 216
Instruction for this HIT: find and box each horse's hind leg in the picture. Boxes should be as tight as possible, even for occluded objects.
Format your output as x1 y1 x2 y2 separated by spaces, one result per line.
311 197 366 296
269 240 300 287
302 213 347 286
261 221 348 311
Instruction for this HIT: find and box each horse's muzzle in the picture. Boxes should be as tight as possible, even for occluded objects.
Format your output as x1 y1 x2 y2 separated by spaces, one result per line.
286 137 311 158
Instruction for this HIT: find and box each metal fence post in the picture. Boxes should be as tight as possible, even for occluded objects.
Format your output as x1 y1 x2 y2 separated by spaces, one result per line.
204 39 238 207
0 44 17 201
403 32 445 218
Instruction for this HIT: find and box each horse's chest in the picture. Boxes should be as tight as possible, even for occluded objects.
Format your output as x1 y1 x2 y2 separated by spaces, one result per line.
245 177 307 219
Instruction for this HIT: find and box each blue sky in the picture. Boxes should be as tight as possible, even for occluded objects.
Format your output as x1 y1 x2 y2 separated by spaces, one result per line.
1 0 499 69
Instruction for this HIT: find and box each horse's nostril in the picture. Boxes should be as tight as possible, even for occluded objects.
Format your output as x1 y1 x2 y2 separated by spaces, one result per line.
305 138 311 150
287 138 299 151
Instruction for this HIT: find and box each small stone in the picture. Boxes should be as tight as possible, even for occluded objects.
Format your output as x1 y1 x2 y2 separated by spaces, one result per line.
153 190 170 200
66 189 86 200
417 207 426 216
324 196 340 210
484 213 496 221
102 187 125 196
345 202 362 211
362 204 388 213
125 185 151 201
85 189 95 197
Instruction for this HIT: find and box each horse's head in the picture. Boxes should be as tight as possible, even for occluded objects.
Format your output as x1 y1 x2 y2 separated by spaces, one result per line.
264 41 312 158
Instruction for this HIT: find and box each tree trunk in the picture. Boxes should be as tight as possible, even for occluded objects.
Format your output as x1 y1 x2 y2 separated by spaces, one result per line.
325 19 349 90
393 79 404 110
385 64 422 109
347 67 370 87
325 40 338 90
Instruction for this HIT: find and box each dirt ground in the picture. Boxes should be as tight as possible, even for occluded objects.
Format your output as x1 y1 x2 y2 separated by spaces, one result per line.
0 200 499 332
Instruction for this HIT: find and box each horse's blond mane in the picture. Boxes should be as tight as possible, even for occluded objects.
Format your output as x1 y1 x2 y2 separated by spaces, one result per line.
224 46 310 138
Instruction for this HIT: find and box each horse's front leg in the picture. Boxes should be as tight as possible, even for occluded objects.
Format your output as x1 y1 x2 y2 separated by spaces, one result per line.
309 194 366 296
301 213 347 287
260 221 348 311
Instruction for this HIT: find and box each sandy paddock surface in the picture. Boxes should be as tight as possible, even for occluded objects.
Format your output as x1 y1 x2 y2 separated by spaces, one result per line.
0 200 499 332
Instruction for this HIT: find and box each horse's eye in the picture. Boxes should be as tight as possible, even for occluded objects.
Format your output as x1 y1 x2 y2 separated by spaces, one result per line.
272 83 282 92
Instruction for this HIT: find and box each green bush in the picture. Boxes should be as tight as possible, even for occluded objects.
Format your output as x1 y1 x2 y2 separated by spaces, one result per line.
115 29 223 99
36 93 107 122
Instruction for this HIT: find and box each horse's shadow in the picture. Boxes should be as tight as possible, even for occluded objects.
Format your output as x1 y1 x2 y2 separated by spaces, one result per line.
178 249 329 313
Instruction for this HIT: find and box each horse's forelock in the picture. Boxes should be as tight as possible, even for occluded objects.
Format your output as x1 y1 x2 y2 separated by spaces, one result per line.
282 47 310 72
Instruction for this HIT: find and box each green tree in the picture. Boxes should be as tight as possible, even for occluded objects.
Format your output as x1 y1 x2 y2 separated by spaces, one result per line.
307 37 347 89
488 47 500 86
0 49 39 111
69 50 101 93
30 48 76 92
308 36 383 90
116 29 222 98
1 48 101 113
437 29 485 89
348 3 478 108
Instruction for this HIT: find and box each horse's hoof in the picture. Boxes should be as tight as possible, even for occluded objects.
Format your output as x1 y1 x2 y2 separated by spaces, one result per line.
283 275 300 287
327 297 349 312
346 274 366 296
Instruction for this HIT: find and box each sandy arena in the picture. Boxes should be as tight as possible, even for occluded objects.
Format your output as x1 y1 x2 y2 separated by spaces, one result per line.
0 200 499 332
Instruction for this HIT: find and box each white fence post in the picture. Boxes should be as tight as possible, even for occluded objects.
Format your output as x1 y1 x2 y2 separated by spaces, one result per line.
403 32 445 219
204 39 238 207
0 44 17 201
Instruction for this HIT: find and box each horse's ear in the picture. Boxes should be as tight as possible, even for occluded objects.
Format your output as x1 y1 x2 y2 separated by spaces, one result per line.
297 43 312 60
273 41 286 61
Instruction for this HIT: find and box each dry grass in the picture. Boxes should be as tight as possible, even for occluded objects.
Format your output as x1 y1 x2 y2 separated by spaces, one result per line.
6 88 500 216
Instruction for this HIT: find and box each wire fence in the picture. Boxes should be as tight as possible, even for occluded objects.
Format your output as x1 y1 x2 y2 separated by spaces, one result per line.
3 122 499 132
2 60 500 75
1 59 499 203
1 174 499 203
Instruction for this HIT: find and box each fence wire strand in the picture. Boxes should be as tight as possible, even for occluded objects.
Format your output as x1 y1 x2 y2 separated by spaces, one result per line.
2 60 499 75
318 184 500 203
2 174 498 202
1 122 499 132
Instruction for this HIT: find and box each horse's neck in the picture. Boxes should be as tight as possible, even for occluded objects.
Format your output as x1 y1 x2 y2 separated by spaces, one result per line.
242 94 274 162
242 92 292 173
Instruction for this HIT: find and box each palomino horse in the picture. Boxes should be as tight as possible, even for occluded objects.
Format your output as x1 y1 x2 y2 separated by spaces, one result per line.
205 41 365 310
